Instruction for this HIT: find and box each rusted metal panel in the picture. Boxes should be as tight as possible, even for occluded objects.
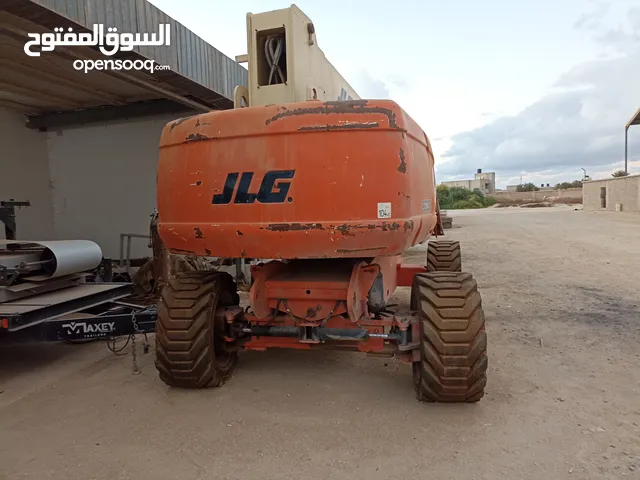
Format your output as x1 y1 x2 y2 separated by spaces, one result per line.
157 99 437 260
397 263 427 287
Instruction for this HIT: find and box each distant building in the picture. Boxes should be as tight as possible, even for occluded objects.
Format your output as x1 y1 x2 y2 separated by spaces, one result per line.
440 169 496 194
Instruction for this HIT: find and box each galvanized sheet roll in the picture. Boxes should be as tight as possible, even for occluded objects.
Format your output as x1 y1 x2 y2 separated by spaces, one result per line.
0 240 103 279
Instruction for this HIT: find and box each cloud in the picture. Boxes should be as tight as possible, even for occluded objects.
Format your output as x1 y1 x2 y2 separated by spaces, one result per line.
574 1 611 30
350 69 391 99
386 74 411 90
591 13 640 57
439 7 640 184
572 2 640 54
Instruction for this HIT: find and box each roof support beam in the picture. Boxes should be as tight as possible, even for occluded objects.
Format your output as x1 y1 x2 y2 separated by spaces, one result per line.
625 126 629 175
25 99 196 130
0 80 82 109
0 60 128 106
625 108 640 175
0 99 44 113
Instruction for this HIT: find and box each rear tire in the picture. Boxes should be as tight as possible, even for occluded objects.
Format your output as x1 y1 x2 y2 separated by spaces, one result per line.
411 272 487 403
427 240 462 272
155 270 239 388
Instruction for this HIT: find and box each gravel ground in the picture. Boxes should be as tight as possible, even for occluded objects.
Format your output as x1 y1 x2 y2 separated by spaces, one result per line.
1 206 639 480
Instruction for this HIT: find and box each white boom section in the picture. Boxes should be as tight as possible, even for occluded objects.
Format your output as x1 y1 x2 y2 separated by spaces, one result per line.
235 4 360 107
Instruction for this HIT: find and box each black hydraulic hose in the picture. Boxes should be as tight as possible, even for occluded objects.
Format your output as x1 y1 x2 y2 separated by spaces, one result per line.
265 34 285 84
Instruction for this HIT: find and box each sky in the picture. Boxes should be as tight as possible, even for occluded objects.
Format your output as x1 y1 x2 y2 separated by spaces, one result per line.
148 0 640 189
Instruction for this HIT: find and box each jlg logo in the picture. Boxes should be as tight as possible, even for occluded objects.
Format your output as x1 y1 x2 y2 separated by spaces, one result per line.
212 170 295 204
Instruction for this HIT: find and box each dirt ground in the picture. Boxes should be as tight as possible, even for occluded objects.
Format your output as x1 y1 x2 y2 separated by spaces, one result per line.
1 206 640 480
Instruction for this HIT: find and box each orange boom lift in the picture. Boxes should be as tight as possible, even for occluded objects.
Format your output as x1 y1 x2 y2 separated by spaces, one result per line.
154 5 487 403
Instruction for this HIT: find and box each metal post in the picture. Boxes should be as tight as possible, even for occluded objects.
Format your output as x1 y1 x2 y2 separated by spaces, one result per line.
2 209 13 240
0 200 30 241
235 258 247 285
119 234 125 268
625 127 629 175
126 236 132 275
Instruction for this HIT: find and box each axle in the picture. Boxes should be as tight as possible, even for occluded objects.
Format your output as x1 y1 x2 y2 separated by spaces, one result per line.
241 325 400 341
220 305 417 357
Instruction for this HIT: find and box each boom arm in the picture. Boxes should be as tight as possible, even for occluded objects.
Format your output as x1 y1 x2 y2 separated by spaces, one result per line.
237 4 360 107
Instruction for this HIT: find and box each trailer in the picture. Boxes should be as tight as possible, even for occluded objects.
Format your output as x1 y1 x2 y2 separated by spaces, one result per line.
0 202 156 347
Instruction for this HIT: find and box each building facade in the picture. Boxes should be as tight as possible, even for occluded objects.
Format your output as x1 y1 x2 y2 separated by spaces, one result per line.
441 169 496 194
0 0 248 259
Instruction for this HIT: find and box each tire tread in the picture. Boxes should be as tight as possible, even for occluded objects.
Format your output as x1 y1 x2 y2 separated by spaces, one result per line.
427 240 462 272
155 270 238 388
413 271 488 403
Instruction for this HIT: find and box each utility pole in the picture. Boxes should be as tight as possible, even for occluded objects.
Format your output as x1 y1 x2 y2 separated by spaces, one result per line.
581 168 587 181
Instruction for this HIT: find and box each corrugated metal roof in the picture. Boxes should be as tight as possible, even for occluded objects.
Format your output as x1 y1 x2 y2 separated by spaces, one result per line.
27 0 248 102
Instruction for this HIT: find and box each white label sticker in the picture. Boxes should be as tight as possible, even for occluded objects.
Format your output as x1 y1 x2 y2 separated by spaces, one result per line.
422 199 431 213
377 202 392 219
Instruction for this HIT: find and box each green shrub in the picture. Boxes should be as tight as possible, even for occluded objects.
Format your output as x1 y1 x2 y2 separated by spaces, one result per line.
516 182 539 192
437 185 496 210
555 180 583 189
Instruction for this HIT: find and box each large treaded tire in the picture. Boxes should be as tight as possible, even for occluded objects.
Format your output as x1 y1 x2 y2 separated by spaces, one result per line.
155 270 239 388
427 240 462 272
411 272 487 403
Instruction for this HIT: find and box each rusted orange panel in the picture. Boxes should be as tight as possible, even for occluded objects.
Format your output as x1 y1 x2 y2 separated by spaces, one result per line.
375 255 401 302
266 287 348 300
245 337 312 350
396 263 427 287
266 299 347 321
157 100 437 260
244 311 399 331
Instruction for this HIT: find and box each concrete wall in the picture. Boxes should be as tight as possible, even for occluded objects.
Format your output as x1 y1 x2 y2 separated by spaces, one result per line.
1 108 186 258
488 188 583 203
583 175 640 212
506 184 553 192
0 107 54 240
47 114 181 258
440 180 472 190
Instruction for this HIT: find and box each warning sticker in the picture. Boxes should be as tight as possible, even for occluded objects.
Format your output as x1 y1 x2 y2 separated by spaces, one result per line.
422 199 431 213
377 202 392 219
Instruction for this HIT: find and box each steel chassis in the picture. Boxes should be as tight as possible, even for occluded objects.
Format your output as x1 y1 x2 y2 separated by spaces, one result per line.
215 256 428 360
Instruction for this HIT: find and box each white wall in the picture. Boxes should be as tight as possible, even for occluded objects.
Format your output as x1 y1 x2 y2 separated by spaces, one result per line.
46 114 181 258
0 107 53 240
